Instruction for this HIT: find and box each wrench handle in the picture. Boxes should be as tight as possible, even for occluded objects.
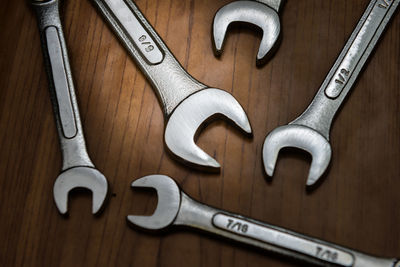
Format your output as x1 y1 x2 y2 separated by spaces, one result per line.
292 0 399 139
176 193 398 267
91 0 206 116
31 0 93 170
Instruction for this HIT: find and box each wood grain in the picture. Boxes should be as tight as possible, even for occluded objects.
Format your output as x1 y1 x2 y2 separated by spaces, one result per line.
1 0 399 266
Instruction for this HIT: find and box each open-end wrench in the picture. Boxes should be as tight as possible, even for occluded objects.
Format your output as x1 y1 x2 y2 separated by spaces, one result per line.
31 0 108 215
91 0 252 171
128 175 399 267
212 0 284 66
263 0 399 186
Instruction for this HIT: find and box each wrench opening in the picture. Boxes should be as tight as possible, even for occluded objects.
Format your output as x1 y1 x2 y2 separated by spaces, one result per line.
212 0 281 66
53 167 109 215
32 0 110 215
261 0 399 187
92 0 253 171
262 125 332 186
165 88 252 171
128 175 399 266
127 175 181 230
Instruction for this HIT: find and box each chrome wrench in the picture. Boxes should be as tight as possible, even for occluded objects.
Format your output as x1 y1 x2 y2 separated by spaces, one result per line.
263 0 399 186
91 0 252 171
213 0 284 66
31 0 108 214
128 175 399 267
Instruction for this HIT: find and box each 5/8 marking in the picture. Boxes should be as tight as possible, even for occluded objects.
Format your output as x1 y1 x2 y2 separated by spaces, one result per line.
379 0 392 9
138 35 154 53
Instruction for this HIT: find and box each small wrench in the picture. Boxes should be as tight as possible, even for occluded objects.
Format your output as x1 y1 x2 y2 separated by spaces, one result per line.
91 0 252 171
128 175 399 267
212 0 284 66
263 0 399 186
31 0 108 214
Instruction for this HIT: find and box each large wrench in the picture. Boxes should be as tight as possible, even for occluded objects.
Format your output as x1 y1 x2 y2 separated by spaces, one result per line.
212 0 284 66
31 0 108 215
263 0 399 186
91 0 252 171
128 175 399 267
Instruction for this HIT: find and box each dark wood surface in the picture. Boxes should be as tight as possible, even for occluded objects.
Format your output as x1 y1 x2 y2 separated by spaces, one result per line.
1 0 400 266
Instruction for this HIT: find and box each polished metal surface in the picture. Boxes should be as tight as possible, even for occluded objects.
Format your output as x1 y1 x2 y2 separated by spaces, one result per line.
31 0 108 215
53 167 108 214
165 89 252 169
45 26 77 139
102 0 163 65
92 0 252 170
212 0 282 66
128 175 399 267
129 175 180 229
264 125 331 186
263 0 399 186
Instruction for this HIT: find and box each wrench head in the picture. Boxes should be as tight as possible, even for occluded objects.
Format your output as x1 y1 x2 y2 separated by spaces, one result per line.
212 0 281 66
127 175 181 230
262 125 332 186
53 167 108 215
165 88 252 170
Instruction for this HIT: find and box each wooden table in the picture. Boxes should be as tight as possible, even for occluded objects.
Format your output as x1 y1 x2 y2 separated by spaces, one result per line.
1 0 399 266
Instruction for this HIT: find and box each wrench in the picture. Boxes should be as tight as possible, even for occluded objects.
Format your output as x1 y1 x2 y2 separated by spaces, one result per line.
263 0 399 186
128 175 399 267
212 0 284 66
31 0 108 215
91 0 252 171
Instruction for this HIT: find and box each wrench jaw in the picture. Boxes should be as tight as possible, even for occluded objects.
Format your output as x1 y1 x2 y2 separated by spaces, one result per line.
53 167 108 215
212 1 281 66
127 175 181 230
164 88 252 171
262 125 332 186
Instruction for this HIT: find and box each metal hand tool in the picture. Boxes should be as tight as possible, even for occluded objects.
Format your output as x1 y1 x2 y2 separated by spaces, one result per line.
128 175 399 267
212 0 283 66
31 0 108 215
91 0 252 171
263 0 399 186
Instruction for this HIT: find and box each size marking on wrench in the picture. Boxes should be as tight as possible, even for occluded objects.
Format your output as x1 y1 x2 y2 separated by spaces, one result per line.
326 0 394 99
93 0 252 170
262 0 399 186
213 213 354 266
104 0 163 65
379 0 392 9
128 175 399 267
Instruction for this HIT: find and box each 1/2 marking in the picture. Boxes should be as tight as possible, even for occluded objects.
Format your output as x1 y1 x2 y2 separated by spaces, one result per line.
334 68 350 85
